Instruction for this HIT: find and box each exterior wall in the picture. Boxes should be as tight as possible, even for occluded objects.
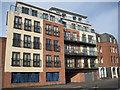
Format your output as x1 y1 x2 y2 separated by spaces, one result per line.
0 38 6 89
5 11 43 72
42 20 66 85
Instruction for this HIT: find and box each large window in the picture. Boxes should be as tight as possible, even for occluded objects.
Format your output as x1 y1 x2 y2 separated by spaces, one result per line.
65 44 72 53
33 54 41 67
23 53 31 67
53 26 59 36
24 18 31 31
54 55 60 67
32 10 37 17
24 35 31 48
84 59 88 68
34 37 40 49
46 24 52 35
66 58 72 68
90 58 95 68
72 33 78 41
14 16 22 29
50 15 55 21
71 23 76 29
46 39 52 51
34 21 41 33
13 33 21 47
64 31 70 40
88 35 94 44
12 52 20 66
46 55 52 67
54 40 60 52
82 34 86 42
43 13 48 20
46 72 59 82
74 45 78 53
22 7 29 14
12 72 39 83
82 46 87 55
89 47 95 56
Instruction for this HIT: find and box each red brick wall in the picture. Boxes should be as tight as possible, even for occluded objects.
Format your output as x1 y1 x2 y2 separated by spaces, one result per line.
97 42 119 67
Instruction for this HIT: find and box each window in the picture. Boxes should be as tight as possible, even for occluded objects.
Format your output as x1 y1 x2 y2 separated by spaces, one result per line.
83 46 87 55
78 17 81 21
46 55 52 67
32 10 37 17
74 45 78 53
113 47 115 53
115 47 118 53
34 21 41 33
50 15 55 21
33 54 41 67
113 39 116 44
12 72 39 83
23 53 31 67
24 35 31 48
65 44 72 53
88 35 94 44
13 33 21 47
43 13 48 20
62 21 66 27
53 26 59 36
54 55 60 67
12 52 20 66
24 18 31 31
34 37 40 49
46 24 52 35
46 72 59 81
46 39 52 51
77 25 81 30
64 31 71 40
22 7 29 14
116 57 119 63
84 59 88 68
82 34 86 42
110 37 112 43
71 23 76 29
66 58 72 68
101 57 103 63
73 16 76 20
62 13 66 18
14 16 22 29
74 59 80 68
54 40 60 52
72 33 78 41
90 58 95 68
100 46 102 53
89 47 95 55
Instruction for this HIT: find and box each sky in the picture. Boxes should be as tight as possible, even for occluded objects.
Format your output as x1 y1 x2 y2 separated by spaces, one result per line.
0 1 119 45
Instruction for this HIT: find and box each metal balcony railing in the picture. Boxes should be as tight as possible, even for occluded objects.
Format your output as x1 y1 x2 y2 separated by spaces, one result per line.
46 44 60 52
64 35 96 45
46 61 61 67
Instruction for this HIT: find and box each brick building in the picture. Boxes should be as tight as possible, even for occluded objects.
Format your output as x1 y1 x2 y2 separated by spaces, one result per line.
0 1 119 89
96 33 119 79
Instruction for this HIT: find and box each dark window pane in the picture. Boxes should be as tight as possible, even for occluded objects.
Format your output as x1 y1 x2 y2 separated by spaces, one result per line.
23 53 31 67
32 10 37 17
53 26 59 36
33 54 41 67
34 21 40 33
14 16 22 29
13 33 21 47
46 24 52 35
24 35 31 48
12 72 39 83
12 52 20 66
46 55 52 67
22 7 29 14
34 37 40 49
46 39 52 51
24 18 31 31
46 72 59 81
54 55 60 67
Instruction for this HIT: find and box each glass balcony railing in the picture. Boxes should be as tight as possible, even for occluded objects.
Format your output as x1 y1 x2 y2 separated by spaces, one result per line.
65 49 97 56
64 36 96 45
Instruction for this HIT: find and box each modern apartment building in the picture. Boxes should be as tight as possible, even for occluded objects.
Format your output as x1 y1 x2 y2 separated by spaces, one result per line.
96 33 119 79
49 7 98 83
0 1 110 88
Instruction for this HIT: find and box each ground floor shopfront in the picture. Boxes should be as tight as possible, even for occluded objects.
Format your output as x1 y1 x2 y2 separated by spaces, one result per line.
98 67 120 79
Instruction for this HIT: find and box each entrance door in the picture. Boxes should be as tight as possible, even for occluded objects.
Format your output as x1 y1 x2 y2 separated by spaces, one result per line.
85 72 92 81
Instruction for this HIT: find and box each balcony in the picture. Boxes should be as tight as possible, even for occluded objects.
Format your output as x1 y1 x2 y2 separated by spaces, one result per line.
64 36 96 46
65 50 97 57
10 5 61 24
63 24 95 33
66 62 98 70
12 39 42 49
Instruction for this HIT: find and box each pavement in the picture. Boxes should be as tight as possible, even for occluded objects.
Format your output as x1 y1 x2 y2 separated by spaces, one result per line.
30 78 120 89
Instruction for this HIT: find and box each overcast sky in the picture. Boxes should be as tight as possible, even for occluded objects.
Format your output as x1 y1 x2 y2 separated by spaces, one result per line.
0 1 118 42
